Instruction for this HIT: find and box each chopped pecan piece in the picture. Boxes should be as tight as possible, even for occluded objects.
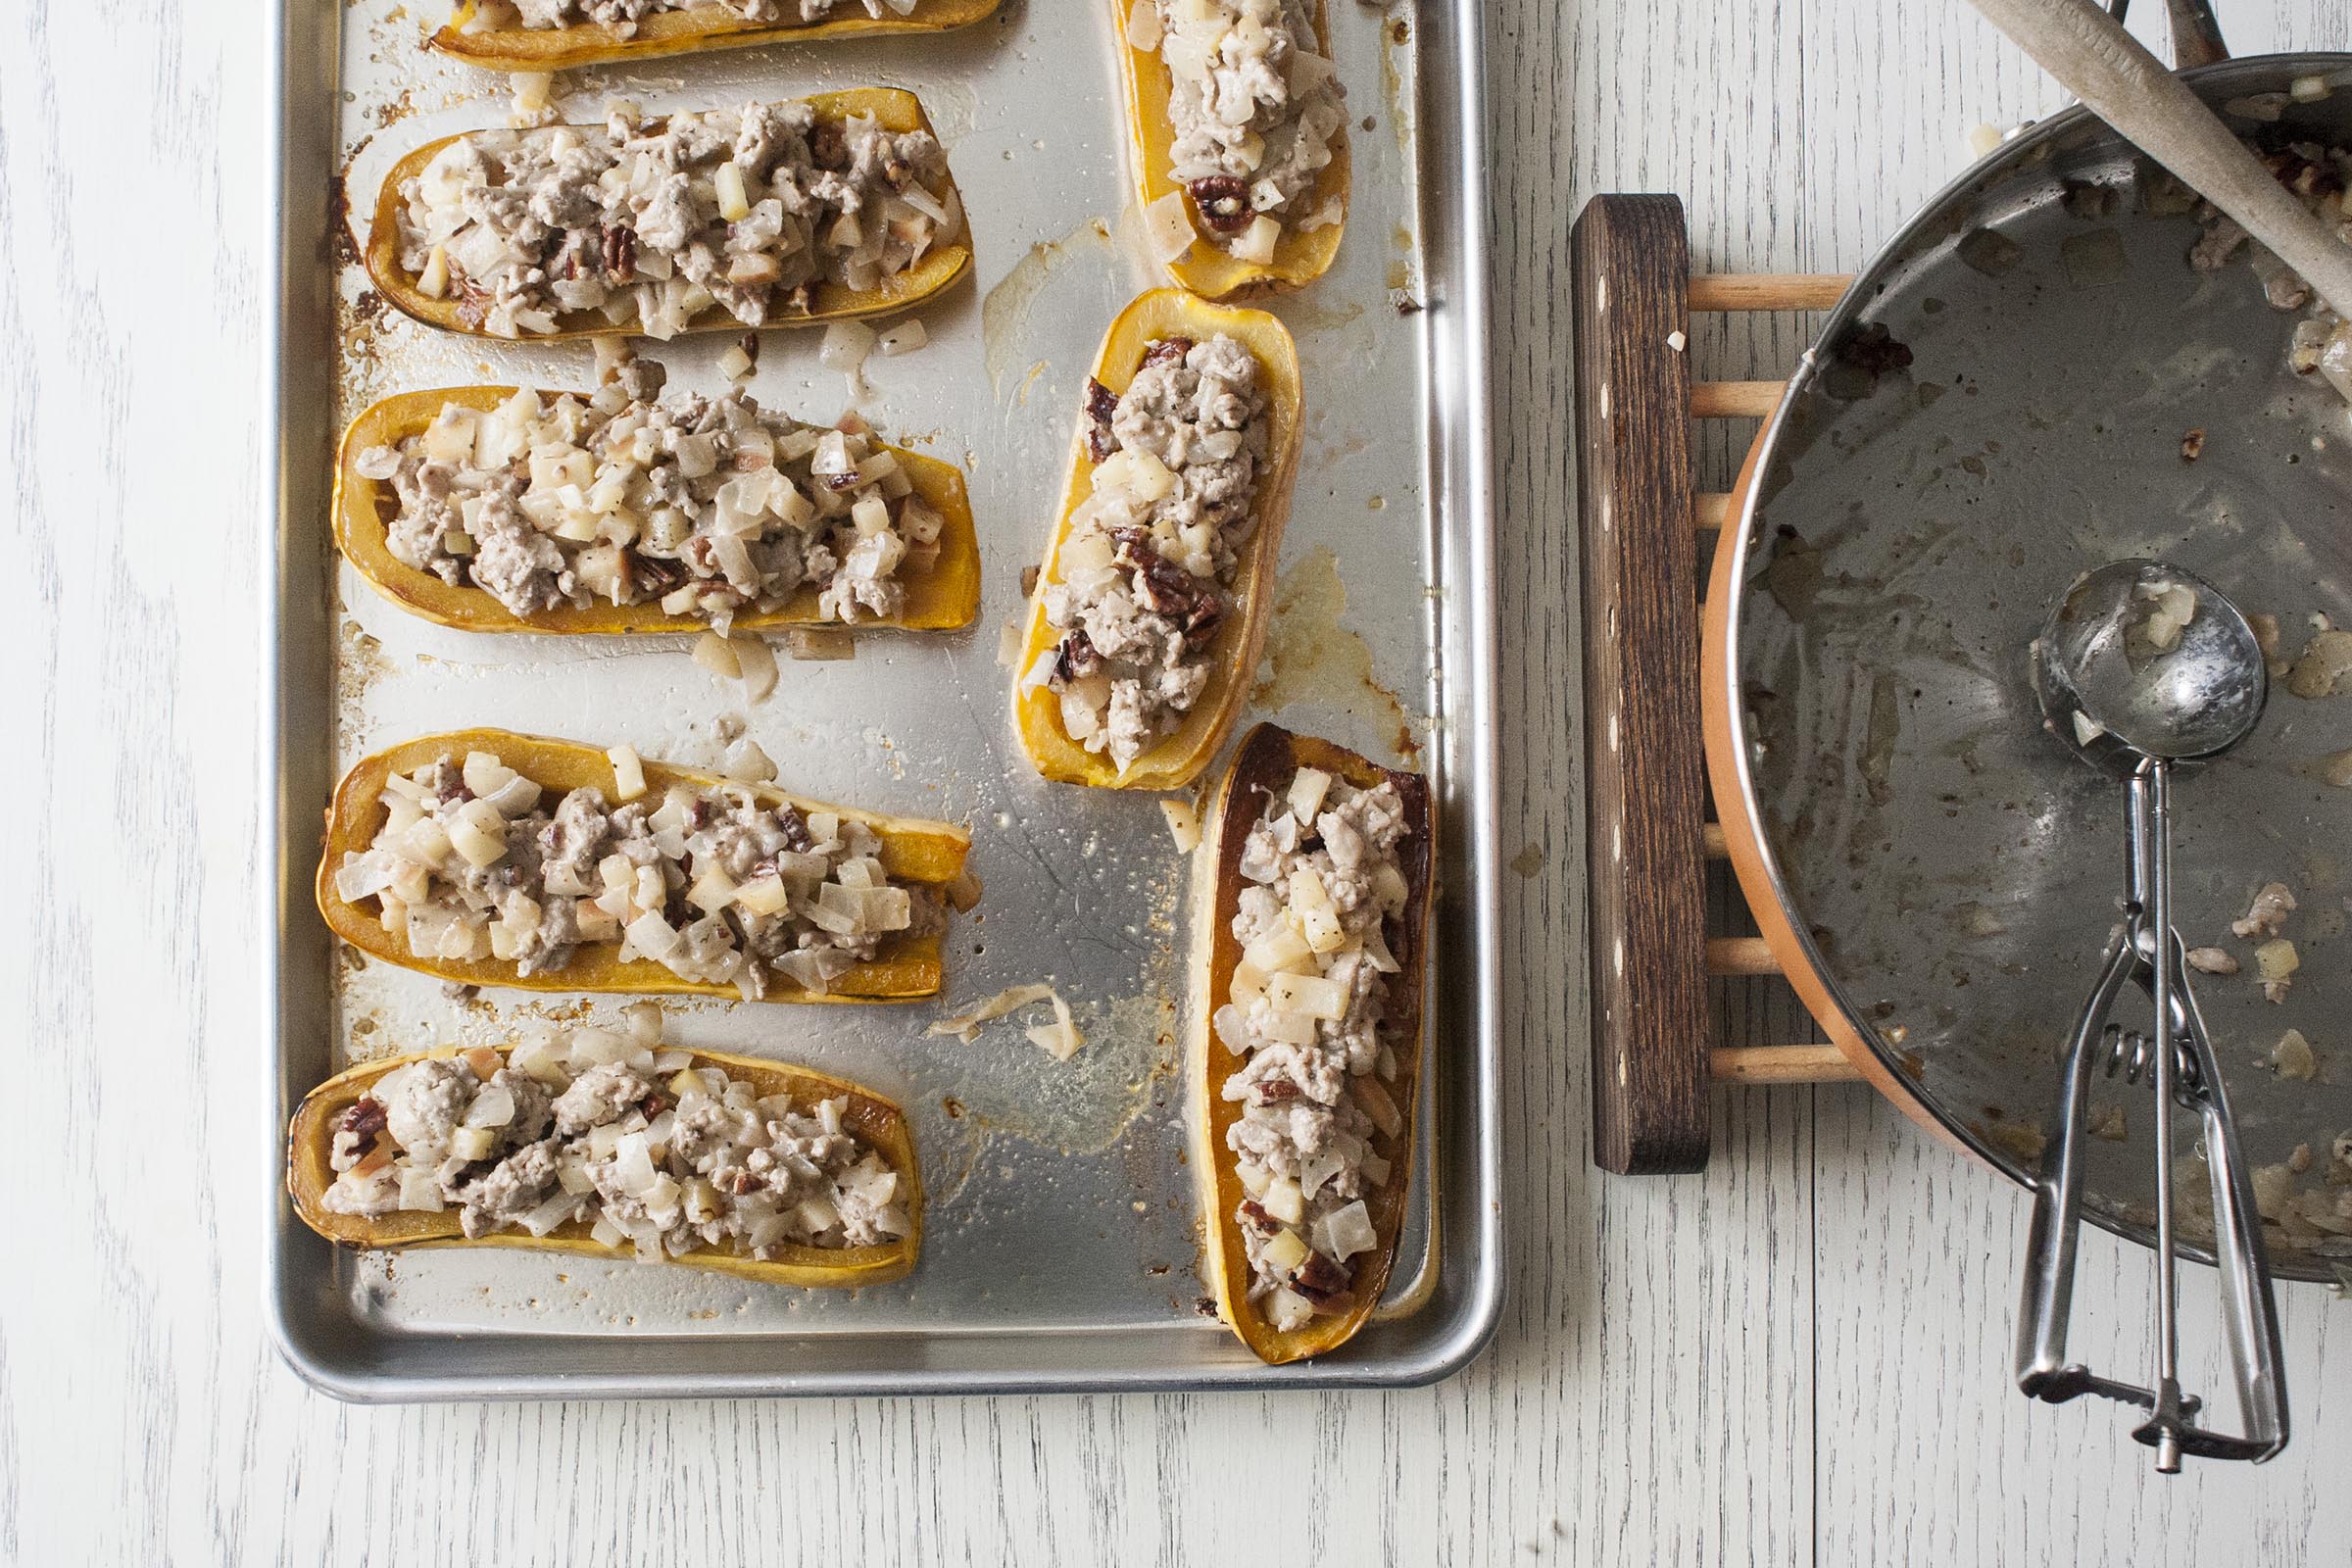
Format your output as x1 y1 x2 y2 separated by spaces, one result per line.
1254 1077 1302 1103
1291 1250 1351 1302
602 223 638 283
1187 175 1252 234
340 1097 389 1144
1140 335 1196 370
1052 629 1102 684
1238 1200 1277 1234
1083 377 1119 462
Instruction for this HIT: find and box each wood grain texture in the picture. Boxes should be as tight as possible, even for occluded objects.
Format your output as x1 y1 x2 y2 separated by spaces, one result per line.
1570 195 1711 1175
8 0 2352 1563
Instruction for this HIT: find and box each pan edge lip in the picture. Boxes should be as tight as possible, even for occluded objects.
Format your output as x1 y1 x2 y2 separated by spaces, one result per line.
1715 52 2352 1281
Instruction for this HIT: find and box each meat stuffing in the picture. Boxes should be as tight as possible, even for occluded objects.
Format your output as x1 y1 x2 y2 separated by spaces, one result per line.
2184 140 2352 393
321 1013 912 1260
474 0 900 28
1142 0 1347 261
1023 332 1268 771
393 98 961 339
331 747 945 999
353 379 941 627
1212 764 1414 1332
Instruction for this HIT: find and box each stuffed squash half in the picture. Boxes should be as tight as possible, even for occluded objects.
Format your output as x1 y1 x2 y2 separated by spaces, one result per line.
336 376 979 635
1114 0 1350 299
289 1013 921 1289
318 729 973 1002
1192 724 1434 1364
430 0 1002 74
368 89 970 341
1011 289 1299 790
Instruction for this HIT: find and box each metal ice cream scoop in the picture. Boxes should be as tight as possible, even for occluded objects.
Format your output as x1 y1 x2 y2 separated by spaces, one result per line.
2022 559 2285 1470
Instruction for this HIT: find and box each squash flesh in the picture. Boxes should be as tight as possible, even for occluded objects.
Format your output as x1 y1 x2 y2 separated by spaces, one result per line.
1111 0 1349 301
365 89 972 341
1191 724 1435 1363
287 1042 922 1289
1010 289 1301 790
430 0 1001 72
334 386 981 635
315 728 971 1002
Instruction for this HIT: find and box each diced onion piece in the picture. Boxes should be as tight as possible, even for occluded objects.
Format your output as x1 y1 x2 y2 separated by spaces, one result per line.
1298 902 1345 955
1159 798 1202 853
1323 1200 1377 1261
625 910 682 962
397 1167 446 1211
1262 1176 1304 1226
1359 1152 1393 1189
417 243 451 300
1268 1288 1315 1332
1288 767 1333 823
692 631 742 679
688 867 738 912
713 161 751 222
1246 926 1314 976
925 982 1058 1043
1353 1075 1405 1139
716 342 755 382
877 319 927 357
784 626 856 662
1233 215 1281 265
449 816 508 869
732 635 778 702
1260 1227 1309 1274
1237 1160 1272 1199
520 1192 580 1237
1125 0 1163 49
1146 190 1198 264
464 1084 516 1128
1267 971 1348 1021
820 319 877 374
450 1125 498 1161
607 744 647 803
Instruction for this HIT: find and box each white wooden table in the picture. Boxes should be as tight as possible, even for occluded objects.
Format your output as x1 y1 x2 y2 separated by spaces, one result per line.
12 0 2352 1561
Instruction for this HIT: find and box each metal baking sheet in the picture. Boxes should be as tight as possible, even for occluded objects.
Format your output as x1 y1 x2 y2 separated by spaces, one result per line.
266 0 1500 1396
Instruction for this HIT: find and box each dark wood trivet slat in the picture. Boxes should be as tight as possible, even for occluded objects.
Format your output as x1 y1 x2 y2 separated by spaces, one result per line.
1574 194 1863 1175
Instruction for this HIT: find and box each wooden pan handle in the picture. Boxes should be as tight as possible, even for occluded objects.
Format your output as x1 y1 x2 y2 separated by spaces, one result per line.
1570 195 1711 1174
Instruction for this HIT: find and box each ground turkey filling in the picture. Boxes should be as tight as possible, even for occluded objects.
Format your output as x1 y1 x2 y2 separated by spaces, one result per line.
394 99 961 339
1213 764 1412 1332
354 368 940 626
332 748 944 999
1024 332 1267 771
320 1012 911 1259
1143 0 1345 260
485 0 896 28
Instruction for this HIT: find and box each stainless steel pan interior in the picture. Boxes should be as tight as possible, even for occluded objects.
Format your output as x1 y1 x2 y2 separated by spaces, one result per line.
1724 54 2352 1285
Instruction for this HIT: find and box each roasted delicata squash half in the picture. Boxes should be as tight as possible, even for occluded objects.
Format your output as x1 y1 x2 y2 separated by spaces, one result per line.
1192 724 1434 1363
318 729 974 1002
1113 0 1350 300
368 89 971 341
1011 289 1300 790
336 380 980 635
289 1014 922 1289
429 0 1002 74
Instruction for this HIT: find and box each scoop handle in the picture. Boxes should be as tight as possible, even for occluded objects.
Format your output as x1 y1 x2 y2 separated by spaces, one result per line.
1968 0 2352 319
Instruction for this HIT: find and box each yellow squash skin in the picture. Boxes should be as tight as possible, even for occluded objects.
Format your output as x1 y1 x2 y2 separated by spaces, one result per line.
288 1043 922 1289
366 89 972 340
1112 0 1349 300
334 386 981 635
1192 724 1435 1364
316 728 971 1002
430 0 1001 72
1011 289 1300 791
